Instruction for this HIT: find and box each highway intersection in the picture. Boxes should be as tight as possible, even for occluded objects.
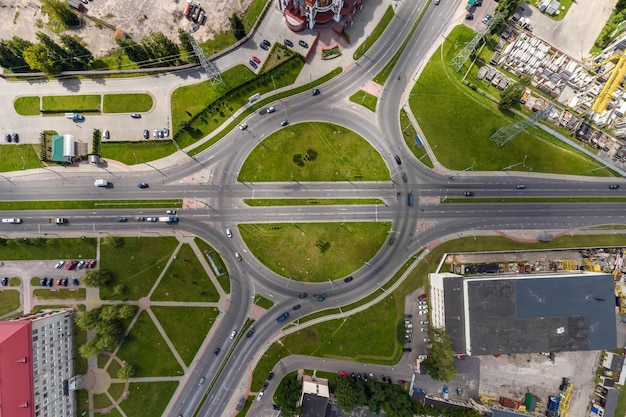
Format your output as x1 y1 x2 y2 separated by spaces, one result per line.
0 0 625 416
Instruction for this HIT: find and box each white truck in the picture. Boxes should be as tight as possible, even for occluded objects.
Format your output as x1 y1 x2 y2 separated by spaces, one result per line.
65 113 84 121
94 179 109 187
159 217 179 223
1 218 21 224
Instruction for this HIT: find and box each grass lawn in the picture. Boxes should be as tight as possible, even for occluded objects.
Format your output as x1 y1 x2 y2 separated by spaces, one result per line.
400 109 433 168
0 144 42 172
73 326 88 375
116 310 183 377
615 385 626 417
76 389 89 417
119 382 178 417
108 383 126 404
152 306 219 366
0 291 20 316
353 6 394 60
244 198 384 206
349 90 378 112
254 294 274 309
42 95 101 112
33 288 86 300
99 237 178 300
410 25 613 175
93 393 112 409
194 237 230 293
235 396 254 417
239 123 389 182
103 94 153 113
100 140 178 166
96 407 123 417
239 222 390 282
152 244 219 302
0 237 96 260
9 277 20 286
14 96 40 115
103 356 122 379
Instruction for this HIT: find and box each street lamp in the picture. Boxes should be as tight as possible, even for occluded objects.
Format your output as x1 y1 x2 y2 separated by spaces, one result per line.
133 153 138 165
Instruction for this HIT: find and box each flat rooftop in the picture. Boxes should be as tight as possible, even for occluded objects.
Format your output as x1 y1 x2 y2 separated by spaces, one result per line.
443 273 617 355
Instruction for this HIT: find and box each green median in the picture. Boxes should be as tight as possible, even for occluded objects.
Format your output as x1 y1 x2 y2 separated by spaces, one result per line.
0 199 182 210
244 198 384 206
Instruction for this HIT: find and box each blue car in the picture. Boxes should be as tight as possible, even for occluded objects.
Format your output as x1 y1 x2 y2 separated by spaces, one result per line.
138 183 149 188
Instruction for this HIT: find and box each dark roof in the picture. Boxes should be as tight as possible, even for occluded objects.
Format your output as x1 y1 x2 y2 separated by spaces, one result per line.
443 276 466 353
609 354 624 371
301 393 329 417
604 378 615 388
605 388 619 417
463 274 617 355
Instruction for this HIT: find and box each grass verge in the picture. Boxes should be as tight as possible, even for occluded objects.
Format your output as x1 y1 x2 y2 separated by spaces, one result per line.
14 96 40 115
353 6 394 60
0 237 96 260
349 90 378 112
254 294 274 309
0 144 42 172
42 95 100 112
239 122 389 182
239 222 391 282
100 141 178 166
0 291 20 316
103 94 153 113
119 382 178 417
244 198 384 206
194 237 230 293
33 288 86 300
400 109 433 168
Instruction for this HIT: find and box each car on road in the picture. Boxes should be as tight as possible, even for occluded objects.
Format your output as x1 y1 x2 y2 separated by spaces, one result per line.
72 278 80 286
11 133 19 143
252 56 261 64
135 216 145 221
249 60 257 69
395 155 402 165
226 228 232 238
259 42 269 51
298 40 309 48
298 293 308 299
213 347 220 356
131 113 141 119
1 277 8 286
292 304 301 310
116 217 128 222
229 330 237 340
402 172 408 183
281 119 289 126
166 210 176 215
143 129 149 139
463 191 474 197
276 312 290 322
198 377 205 385
344 276 353 283
284 39 293 47
267 106 276 113
316 295 326 302
267 372 275 380
246 328 255 337
609 184 620 189
234 252 242 261
146 217 158 222
138 183 149 188
403 348 412 352
55 261 65 269
239 122 248 130
312 88 320 96
516 184 527 189
103 130 110 139
418 355 428 360
465 13 474 20
434 0 440 4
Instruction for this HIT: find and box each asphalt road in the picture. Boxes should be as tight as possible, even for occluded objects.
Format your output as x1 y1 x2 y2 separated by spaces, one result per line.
0 0 623 416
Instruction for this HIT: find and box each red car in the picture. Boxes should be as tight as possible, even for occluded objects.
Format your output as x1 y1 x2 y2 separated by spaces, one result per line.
57 278 63 286
252 56 261 64
418 293 427 301
339 371 347 377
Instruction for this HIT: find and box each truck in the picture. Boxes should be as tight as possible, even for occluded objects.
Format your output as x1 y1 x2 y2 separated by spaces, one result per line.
64 113 84 121
94 179 109 187
520 89 531 104
49 218 67 224
159 217 179 223
408 192 414 206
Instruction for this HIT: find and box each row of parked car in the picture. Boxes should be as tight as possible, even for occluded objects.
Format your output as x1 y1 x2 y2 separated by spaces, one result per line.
56 259 97 270
4 133 19 143
39 277 80 287
339 371 404 384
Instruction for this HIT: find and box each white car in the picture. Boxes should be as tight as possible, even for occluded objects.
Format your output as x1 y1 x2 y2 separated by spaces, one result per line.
419 310 428 315
239 122 248 130
55 261 65 269
420 320 429 325
166 210 176 214
235 252 242 261
419 300 427 305
424 338 430 343
226 228 232 238
229 330 237 340
418 355 428 360
153 129 158 138
267 106 276 113
256 391 264 401
103 130 110 139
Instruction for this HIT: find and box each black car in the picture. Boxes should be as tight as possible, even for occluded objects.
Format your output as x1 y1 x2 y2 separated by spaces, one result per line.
281 119 289 126
61 278 68 287
312 88 320 96
4 134 10 142
298 40 309 48
402 173 408 183
1 277 8 286
262 382 269 391
292 304 301 310
246 328 255 337
131 113 141 119
395 155 402 165
262 39 271 47
213 347 221 356
284 39 294 47
249 60 258 69
260 42 269 51
403 348 412 352
138 183 149 188
609 184 620 189
463 191 474 197
516 184 527 189
47 278 53 287
276 312 290 322
40 277 47 286
344 276 353 283
272 404 281 411
268 371 275 380
465 13 474 20
143 129 149 139
72 278 80 286
298 292 308 299
11 133 18 143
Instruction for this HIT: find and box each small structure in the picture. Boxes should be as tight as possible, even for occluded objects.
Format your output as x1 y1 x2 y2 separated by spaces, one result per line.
50 135 65 162
63 134 75 162
278 0 364 31
539 0 561 15
300 375 331 417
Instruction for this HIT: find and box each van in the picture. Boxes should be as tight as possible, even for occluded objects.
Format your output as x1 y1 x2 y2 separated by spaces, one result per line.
1 218 21 224
408 192 414 206
94 179 108 187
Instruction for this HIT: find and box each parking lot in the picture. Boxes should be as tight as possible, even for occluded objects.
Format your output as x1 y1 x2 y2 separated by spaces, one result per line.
404 288 430 360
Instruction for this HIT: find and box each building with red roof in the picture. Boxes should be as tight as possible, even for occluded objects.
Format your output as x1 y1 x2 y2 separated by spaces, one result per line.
0 309 76 417
278 0 364 31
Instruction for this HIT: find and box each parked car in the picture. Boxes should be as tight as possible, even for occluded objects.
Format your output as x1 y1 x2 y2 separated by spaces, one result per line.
267 372 274 380
131 113 141 119
272 404 281 411
153 129 158 138
259 43 269 51
418 355 428 360
103 130 110 139
419 300 427 305
40 277 47 286
249 60 258 69
61 278 68 287
420 320 429 325
57 278 63 286
77 260 85 269
298 40 309 48
72 278 80 286
284 39 294 47
252 56 261 64
262 39 271 47
256 391 264 401
482 13 492 24
55 260 65 269
11 133 19 143
262 382 269 391
421 328 429 332
143 130 149 139
404 314 412 318
162 127 170 137
403 348 412 352
4 134 10 142
424 338 431 343
465 13 474 20
418 293 427 301
1 277 8 286
47 278 53 287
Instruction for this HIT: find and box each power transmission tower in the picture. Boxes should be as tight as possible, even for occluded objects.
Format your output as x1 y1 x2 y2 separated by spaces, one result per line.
188 34 224 87
450 15 500 72
489 106 552 147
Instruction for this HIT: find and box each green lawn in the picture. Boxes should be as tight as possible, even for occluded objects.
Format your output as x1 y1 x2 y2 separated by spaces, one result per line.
410 25 612 175
152 244 219 302
14 96 40 115
108 383 126 404
116 310 183 377
0 199 182 210
9 277 21 286
0 144 43 172
100 140 178 166
239 123 389 182
119 382 178 417
353 6 394 60
0 237 96 260
95 408 123 417
239 222 390 282
244 198 384 206
42 95 101 112
99 237 178 300
73 326 88 375
400 109 433 168
0 291 20 316
93 392 112 409
152 306 219 366
235 396 254 417
103 94 153 113
76 389 89 417
349 90 378 112
194 237 230 293
615 385 626 417
254 294 274 309
33 288 86 300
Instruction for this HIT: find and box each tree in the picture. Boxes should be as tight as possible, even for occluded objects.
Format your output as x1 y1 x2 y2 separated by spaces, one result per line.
141 32 180 67
118 364 136 379
99 304 121 322
36 32 71 70
273 375 302 416
335 377 366 411
498 82 525 110
95 333 121 351
382 385 415 417
23 44 62 75
113 283 127 296
117 304 138 320
178 28 198 63
116 38 150 67
83 269 112 287
229 13 246 40
79 337 99 358
60 34 93 69
40 0 79 27
74 308 102 330
0 37 32 71
421 328 457 382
